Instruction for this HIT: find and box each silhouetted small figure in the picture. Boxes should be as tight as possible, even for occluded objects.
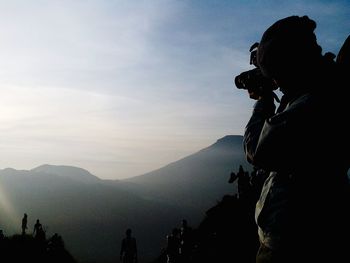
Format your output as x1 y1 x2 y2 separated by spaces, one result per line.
179 219 193 263
229 165 251 199
21 213 28 235
33 219 46 243
166 228 180 263
0 229 5 250
33 219 42 236
120 228 137 263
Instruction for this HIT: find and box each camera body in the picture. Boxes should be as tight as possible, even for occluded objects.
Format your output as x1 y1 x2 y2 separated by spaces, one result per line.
234 43 278 95
235 67 277 94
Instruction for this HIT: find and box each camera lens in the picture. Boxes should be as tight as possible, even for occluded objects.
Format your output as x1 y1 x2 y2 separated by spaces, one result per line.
234 74 245 89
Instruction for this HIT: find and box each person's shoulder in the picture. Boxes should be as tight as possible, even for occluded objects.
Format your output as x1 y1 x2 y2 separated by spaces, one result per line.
288 92 313 107
280 92 315 115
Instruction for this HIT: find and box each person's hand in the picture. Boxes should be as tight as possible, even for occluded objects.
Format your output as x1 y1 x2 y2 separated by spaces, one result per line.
247 89 261 100
247 88 274 101
248 89 280 103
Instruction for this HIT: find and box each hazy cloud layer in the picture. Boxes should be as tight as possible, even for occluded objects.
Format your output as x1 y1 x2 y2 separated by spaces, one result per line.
0 1 349 178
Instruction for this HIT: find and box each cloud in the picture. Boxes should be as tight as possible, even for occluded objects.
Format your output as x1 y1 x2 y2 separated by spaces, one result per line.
0 1 349 178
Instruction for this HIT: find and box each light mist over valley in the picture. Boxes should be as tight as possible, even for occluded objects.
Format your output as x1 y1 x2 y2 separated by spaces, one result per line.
0 135 249 263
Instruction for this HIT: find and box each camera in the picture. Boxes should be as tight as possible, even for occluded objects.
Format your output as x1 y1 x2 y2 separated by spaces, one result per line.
234 42 278 95
234 67 277 92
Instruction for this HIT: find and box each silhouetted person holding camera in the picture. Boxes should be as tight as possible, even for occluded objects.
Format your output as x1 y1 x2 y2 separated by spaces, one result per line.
241 16 350 262
120 228 137 263
21 213 28 235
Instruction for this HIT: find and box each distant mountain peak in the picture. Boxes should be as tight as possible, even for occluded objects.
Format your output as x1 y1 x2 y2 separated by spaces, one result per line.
211 135 243 149
31 164 101 183
216 135 243 143
124 134 248 208
1 167 17 172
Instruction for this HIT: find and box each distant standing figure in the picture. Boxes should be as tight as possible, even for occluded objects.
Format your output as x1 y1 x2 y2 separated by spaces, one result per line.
228 165 251 199
21 213 28 235
33 219 42 237
0 229 4 247
166 228 180 263
179 220 193 262
33 219 46 243
120 228 137 263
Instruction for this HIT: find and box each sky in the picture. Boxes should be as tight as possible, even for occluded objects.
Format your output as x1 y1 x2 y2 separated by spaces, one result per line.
0 0 349 179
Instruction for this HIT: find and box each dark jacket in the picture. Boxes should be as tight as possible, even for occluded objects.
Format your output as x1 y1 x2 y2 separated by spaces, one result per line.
244 89 349 250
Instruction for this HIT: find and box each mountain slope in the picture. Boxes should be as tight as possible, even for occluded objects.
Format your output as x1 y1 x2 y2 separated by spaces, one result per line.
0 135 250 263
123 135 250 214
30 164 101 183
0 168 186 263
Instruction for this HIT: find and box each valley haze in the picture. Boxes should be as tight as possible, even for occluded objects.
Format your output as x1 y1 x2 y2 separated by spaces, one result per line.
0 135 249 263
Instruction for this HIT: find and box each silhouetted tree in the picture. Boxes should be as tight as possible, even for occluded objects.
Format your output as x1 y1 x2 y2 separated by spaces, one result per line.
1 232 76 263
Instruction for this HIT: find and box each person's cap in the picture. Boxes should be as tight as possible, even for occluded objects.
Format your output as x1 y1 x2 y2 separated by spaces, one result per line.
257 15 322 78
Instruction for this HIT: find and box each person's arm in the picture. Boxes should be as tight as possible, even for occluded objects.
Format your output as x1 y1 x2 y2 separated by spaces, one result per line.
244 93 313 171
244 95 276 165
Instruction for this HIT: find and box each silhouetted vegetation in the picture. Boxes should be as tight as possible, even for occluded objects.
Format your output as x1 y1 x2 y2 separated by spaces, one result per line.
2 162 349 263
152 165 268 263
1 152 244 263
0 225 77 263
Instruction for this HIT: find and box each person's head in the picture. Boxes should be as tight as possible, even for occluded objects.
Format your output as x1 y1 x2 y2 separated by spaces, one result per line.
257 15 323 94
126 228 132 237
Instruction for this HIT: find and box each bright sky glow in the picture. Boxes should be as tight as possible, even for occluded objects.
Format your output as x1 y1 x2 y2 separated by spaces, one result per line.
0 0 349 179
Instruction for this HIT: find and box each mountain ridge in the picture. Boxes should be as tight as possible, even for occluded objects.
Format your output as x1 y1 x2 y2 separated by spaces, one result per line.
122 135 249 214
30 164 101 183
125 135 245 182
0 135 249 263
